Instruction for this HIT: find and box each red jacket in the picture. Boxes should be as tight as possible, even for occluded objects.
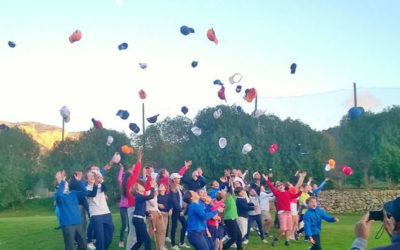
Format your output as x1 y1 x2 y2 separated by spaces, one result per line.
126 161 142 207
266 180 301 211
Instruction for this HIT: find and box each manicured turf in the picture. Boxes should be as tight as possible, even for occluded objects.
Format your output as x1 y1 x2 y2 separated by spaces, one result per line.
0 208 392 250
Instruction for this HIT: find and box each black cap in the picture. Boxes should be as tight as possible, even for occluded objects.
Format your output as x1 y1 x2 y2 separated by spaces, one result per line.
236 85 242 93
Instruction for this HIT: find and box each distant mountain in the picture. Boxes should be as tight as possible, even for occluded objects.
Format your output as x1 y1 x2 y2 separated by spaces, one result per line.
0 121 81 153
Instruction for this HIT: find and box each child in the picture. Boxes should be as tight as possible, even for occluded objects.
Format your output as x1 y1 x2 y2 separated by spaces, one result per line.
130 179 157 250
296 183 311 240
117 164 129 248
157 183 171 250
86 170 114 250
207 193 225 250
259 185 274 237
263 172 305 246
303 196 339 250
235 186 254 243
246 188 268 244
220 176 243 250
209 180 220 199
54 171 87 250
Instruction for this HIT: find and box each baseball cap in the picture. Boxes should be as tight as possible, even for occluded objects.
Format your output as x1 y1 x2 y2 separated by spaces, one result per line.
170 173 183 179
383 197 400 222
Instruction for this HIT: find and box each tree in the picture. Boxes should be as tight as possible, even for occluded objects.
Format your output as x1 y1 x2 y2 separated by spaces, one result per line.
0 128 40 208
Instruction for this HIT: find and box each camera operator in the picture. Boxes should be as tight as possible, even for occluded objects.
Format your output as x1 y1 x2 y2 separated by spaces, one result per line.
350 197 400 250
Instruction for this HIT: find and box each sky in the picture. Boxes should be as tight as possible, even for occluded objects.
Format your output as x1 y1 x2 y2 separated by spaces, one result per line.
1 0 400 134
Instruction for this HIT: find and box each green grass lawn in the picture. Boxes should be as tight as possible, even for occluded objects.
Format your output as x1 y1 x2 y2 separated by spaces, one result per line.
0 200 392 250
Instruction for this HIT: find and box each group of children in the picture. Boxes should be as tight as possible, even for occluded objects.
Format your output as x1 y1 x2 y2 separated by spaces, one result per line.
54 151 339 250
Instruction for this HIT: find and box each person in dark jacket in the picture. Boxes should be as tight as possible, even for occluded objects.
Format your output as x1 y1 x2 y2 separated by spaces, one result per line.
181 168 207 191
168 173 190 249
130 180 156 250
350 197 400 250
235 187 254 242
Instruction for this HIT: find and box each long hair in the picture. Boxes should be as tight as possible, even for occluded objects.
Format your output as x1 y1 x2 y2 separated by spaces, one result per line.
157 168 167 185
169 178 178 193
121 170 132 197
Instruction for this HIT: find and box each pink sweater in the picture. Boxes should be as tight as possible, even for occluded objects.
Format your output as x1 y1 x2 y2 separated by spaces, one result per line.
118 167 129 207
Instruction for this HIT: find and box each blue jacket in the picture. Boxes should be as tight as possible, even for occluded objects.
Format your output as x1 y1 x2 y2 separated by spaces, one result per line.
54 180 86 226
209 188 220 199
187 201 218 231
303 206 335 237
312 180 327 197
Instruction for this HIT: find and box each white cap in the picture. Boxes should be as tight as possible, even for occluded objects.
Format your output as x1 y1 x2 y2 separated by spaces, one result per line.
191 126 202 136
106 136 114 146
170 173 183 179
213 109 222 119
242 143 252 154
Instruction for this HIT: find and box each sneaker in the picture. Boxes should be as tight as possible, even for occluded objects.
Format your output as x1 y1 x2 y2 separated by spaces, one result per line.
166 237 171 243
118 241 124 248
171 246 180 250
161 247 168 250
242 239 249 244
262 239 268 243
285 240 290 246
271 238 278 246
179 243 190 249
231 243 237 248
87 242 96 249
294 231 300 241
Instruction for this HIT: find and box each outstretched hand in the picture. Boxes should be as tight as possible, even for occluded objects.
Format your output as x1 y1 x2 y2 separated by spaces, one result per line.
185 160 192 168
262 173 269 181
137 151 143 162
74 171 83 181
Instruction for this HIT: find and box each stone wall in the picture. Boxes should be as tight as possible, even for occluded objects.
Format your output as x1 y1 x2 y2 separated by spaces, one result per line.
319 189 400 213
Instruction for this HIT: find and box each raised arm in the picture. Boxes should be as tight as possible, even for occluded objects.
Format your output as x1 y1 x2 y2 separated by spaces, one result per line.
295 172 307 191
314 178 328 194
117 164 124 186
263 174 278 196
178 160 192 176
127 151 143 188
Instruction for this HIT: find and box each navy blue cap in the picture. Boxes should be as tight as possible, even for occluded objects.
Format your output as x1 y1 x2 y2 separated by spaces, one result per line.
180 25 195 36
0 124 10 131
129 123 140 134
290 63 297 74
139 63 147 69
236 106 243 112
384 197 400 222
236 85 242 93
116 110 129 120
181 106 188 115
191 61 198 68
214 79 223 86
146 114 159 124
8 41 16 48
118 42 128 50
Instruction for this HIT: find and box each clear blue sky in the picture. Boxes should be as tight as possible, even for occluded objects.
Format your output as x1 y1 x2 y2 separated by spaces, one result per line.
1 0 399 132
